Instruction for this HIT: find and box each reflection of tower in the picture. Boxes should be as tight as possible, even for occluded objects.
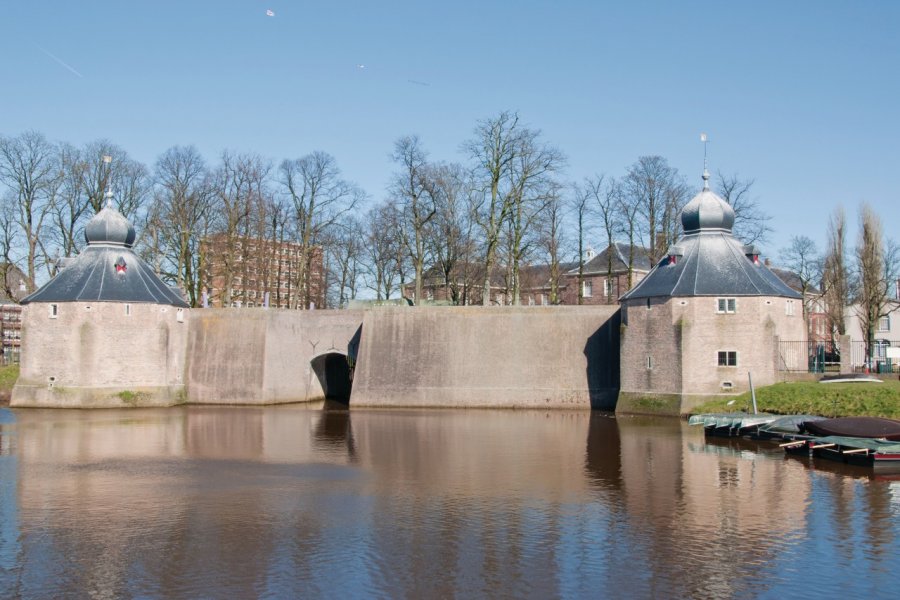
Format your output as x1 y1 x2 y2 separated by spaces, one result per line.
0 414 19 584
583 413 622 491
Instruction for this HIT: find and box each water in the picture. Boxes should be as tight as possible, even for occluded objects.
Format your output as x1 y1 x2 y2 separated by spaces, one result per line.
1 405 899 599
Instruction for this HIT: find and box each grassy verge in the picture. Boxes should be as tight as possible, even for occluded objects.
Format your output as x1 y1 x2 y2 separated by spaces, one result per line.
0 364 18 406
691 379 900 419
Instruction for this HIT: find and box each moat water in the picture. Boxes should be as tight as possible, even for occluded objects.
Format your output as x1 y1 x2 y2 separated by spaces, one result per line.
1 405 900 599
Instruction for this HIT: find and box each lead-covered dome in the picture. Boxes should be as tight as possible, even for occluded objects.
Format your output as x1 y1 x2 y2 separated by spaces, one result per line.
680 172 735 233
84 207 137 247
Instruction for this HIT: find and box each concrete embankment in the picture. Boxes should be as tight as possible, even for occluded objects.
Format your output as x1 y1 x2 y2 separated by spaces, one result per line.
350 305 620 409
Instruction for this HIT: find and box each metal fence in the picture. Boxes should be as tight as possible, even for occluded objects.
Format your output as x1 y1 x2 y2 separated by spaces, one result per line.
777 340 842 373
777 340 896 374
1 348 19 366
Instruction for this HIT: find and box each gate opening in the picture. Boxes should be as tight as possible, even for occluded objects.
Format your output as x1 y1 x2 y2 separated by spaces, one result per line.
311 352 353 402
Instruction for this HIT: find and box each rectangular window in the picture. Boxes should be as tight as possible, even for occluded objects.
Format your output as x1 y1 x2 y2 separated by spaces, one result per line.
583 280 593 298
785 300 795 316
604 279 613 297
125 304 131 316
717 298 736 314
647 356 652 370
717 351 738 367
50 304 58 319
879 316 891 332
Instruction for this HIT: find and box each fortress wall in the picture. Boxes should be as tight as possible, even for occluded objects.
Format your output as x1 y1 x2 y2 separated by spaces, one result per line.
12 302 189 407
185 309 364 404
350 306 620 409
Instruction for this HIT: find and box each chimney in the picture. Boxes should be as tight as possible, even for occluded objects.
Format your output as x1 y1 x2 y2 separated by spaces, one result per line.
764 258 771 267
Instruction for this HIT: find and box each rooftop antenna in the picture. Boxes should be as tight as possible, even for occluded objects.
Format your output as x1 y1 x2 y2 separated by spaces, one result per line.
700 132 710 190
102 155 113 208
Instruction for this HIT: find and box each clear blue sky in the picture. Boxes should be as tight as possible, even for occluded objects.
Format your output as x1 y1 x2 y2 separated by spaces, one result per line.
1 1 898 260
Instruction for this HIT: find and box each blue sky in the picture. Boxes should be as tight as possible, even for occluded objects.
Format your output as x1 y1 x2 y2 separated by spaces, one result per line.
1 1 898 260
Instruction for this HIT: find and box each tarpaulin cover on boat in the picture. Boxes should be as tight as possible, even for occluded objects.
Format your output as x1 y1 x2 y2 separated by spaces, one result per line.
801 417 900 441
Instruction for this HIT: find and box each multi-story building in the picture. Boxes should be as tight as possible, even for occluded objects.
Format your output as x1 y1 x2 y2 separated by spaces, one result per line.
201 234 325 309
0 263 29 363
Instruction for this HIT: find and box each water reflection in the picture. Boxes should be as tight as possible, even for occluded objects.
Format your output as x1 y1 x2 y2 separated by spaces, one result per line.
1 407 899 598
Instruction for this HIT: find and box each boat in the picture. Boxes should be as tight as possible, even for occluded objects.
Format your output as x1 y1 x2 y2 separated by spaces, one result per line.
799 416 900 441
751 414 825 441
781 436 900 466
688 412 779 437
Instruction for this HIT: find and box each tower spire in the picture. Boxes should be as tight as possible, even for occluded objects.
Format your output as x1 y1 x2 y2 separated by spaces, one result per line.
700 132 710 190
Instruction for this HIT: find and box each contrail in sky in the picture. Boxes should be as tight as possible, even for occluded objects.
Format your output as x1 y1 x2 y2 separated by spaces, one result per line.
35 45 84 78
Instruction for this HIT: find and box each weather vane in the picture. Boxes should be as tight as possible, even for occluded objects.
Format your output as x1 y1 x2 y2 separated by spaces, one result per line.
102 155 113 208
700 133 710 189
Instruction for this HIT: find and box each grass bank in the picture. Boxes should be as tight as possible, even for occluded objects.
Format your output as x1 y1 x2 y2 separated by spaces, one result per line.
0 364 18 406
692 379 900 419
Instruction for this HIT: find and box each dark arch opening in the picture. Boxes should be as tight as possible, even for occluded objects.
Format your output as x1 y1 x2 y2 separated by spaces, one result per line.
311 352 353 403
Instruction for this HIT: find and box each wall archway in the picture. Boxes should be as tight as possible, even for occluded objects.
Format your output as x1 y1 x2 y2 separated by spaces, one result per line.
310 351 353 402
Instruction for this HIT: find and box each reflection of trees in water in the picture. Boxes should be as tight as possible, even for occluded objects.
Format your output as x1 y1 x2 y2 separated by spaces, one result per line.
313 401 357 460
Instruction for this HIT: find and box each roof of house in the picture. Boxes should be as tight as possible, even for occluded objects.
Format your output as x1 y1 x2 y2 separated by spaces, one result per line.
21 206 189 307
570 243 652 276
620 173 801 301
769 267 822 295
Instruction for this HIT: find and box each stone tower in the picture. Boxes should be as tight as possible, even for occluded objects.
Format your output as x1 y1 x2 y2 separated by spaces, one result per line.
617 172 806 415
12 206 190 407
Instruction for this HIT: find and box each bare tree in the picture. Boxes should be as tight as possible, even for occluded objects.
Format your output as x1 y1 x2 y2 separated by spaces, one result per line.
427 162 474 305
79 140 151 219
327 217 364 308
390 136 436 305
279 151 361 309
148 145 211 306
537 183 566 304
617 182 642 290
49 143 91 260
779 235 822 327
569 179 594 305
0 131 61 290
822 207 849 339
715 171 772 245
463 111 523 305
854 204 900 366
207 151 271 307
362 201 402 301
624 156 687 264
504 129 565 305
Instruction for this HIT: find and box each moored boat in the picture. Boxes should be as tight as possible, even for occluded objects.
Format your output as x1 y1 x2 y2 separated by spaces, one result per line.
782 436 900 466
799 417 900 441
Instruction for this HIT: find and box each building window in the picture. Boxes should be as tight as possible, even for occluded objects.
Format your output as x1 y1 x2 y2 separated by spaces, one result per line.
176 308 185 323
604 279 613 297
717 351 738 367
50 304 58 319
717 298 736 314
125 304 131 316
785 300 795 316
647 356 652 370
538 294 545 306
879 316 891 332
583 280 593 298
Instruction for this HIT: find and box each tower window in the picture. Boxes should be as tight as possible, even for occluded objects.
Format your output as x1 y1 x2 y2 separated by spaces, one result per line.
50 304 58 319
717 298 736 314
717 351 738 367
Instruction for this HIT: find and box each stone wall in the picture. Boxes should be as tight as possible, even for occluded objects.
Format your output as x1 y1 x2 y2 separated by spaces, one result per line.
12 301 189 407
185 308 364 404
350 306 620 409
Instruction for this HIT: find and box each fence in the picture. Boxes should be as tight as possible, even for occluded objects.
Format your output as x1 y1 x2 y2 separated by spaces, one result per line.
777 339 896 374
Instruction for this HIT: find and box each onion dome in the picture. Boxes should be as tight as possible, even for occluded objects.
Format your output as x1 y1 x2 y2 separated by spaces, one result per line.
680 170 735 233
84 207 137 247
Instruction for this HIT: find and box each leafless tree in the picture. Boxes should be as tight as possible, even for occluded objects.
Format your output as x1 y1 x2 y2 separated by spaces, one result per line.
537 183 566 304
463 111 523 305
853 204 900 365
822 207 849 338
617 181 642 290
79 140 151 219
624 156 687 264
146 145 212 306
504 130 565 305
207 151 271 307
570 179 595 305
715 171 772 245
779 235 822 327
49 143 91 259
362 201 403 301
391 136 437 305
426 162 475 305
0 131 61 290
279 151 361 309
327 217 364 308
